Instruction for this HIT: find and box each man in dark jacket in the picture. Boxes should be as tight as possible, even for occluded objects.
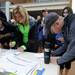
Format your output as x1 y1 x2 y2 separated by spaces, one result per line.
44 12 75 75
0 10 21 49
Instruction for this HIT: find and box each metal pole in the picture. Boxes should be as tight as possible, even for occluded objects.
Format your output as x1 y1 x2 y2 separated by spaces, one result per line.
5 1 10 21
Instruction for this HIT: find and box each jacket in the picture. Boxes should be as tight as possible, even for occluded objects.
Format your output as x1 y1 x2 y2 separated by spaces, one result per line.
54 14 75 65
0 22 20 49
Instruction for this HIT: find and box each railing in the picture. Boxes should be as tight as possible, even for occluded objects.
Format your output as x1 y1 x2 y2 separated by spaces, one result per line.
0 0 69 21
10 1 69 11
33 0 67 3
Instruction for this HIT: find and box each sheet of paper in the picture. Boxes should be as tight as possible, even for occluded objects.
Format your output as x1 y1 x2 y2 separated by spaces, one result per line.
34 53 44 58
0 53 43 75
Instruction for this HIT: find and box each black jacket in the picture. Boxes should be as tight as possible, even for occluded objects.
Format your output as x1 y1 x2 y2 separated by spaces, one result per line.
0 21 22 49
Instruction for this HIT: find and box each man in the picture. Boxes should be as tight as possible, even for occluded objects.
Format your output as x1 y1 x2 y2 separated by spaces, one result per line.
44 12 75 75
41 9 49 35
0 10 20 49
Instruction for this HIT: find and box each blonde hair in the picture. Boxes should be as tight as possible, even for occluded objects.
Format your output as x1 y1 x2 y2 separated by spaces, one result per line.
12 6 29 25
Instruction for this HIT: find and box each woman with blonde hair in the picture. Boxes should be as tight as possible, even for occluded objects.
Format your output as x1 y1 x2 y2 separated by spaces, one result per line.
12 6 30 52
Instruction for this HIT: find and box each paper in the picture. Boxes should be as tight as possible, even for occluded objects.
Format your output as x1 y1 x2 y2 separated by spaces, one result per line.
34 53 44 58
0 52 45 75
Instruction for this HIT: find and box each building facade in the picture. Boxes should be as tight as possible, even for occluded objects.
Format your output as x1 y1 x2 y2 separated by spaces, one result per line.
0 0 71 20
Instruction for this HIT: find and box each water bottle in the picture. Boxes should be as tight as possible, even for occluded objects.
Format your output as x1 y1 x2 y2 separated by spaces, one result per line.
44 42 51 64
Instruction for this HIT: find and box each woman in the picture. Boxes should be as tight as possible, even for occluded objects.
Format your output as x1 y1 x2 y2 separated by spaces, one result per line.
44 12 75 75
12 6 30 52
62 7 73 18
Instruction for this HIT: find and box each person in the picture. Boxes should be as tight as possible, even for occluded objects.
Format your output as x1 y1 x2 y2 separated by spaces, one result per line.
41 9 49 36
28 15 43 53
54 32 64 49
10 19 17 26
62 7 73 18
0 10 19 49
35 15 43 52
27 15 37 52
29 15 36 29
12 6 30 52
46 32 64 51
44 12 75 75
41 9 49 20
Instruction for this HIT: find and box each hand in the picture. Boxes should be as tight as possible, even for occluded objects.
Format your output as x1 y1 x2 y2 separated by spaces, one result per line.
17 47 24 52
0 35 4 39
58 37 64 42
5 33 11 37
0 43 2 48
51 57 60 64
9 41 16 48
51 51 55 56
0 33 11 39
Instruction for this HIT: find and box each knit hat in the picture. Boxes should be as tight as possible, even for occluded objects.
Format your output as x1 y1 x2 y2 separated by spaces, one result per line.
44 12 59 34
0 10 7 22
44 12 59 26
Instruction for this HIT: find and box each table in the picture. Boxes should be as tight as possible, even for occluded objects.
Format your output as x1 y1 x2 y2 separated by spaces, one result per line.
0 49 60 75
19 52 60 75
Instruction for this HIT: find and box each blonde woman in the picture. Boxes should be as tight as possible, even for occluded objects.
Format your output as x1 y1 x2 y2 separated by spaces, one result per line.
12 6 30 52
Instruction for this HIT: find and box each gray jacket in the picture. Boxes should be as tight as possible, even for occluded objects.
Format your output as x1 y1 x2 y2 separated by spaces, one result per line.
54 14 75 65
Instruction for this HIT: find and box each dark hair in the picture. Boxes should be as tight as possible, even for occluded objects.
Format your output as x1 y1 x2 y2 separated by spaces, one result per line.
41 9 48 13
62 7 73 17
0 10 7 22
